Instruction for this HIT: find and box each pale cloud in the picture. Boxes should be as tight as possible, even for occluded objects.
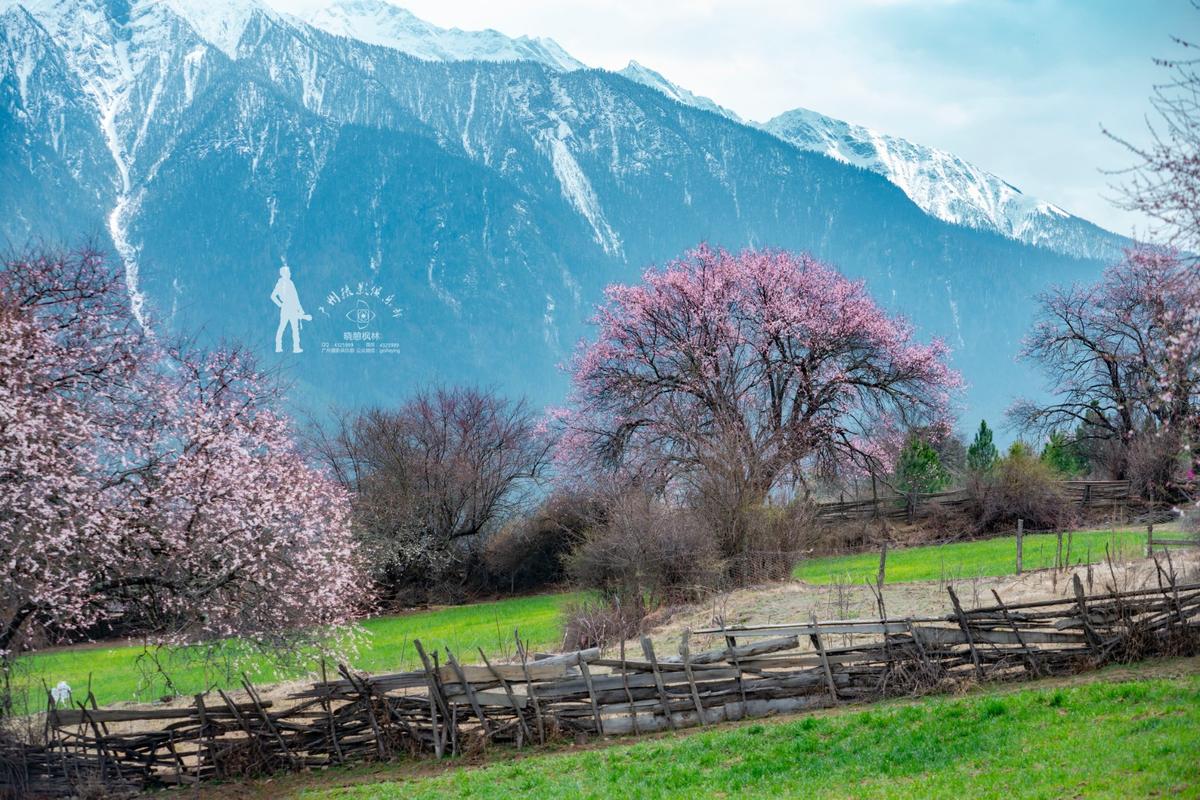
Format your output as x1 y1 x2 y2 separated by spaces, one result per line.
266 0 1191 237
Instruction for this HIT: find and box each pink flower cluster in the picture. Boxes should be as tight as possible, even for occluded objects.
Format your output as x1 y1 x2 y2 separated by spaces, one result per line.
0 250 365 659
558 245 960 489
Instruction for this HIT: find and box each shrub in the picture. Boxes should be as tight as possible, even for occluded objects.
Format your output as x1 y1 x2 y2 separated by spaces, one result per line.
967 442 1078 532
567 492 723 605
482 490 603 592
560 596 647 651
1182 506 1200 538
727 501 816 583
1124 430 1186 501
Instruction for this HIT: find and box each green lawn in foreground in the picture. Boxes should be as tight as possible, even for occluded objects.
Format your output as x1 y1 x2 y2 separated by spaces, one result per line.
793 528 1148 585
10 592 577 713
302 670 1200 800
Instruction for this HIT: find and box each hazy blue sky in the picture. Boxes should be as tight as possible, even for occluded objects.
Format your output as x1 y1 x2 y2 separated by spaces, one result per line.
269 0 1194 237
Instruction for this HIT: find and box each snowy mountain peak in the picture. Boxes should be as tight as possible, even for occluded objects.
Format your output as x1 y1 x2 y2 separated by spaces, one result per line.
5 0 271 58
761 107 1122 258
617 59 741 121
300 0 584 71
162 0 274 58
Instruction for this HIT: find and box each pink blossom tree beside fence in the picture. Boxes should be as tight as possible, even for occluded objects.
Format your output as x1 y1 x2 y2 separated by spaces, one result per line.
0 249 365 698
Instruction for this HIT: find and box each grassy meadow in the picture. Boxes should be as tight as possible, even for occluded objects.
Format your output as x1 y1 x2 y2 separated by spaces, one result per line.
10 527 1160 713
295 662 1200 800
9 592 578 713
793 528 1149 585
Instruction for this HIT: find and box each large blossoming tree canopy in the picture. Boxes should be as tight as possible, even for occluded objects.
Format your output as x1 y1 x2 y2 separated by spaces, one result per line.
0 248 364 661
563 246 961 494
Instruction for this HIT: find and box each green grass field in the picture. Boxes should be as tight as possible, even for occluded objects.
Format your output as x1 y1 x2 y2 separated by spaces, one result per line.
9 592 577 713
300 666 1200 799
9 527 1159 714
793 528 1148 585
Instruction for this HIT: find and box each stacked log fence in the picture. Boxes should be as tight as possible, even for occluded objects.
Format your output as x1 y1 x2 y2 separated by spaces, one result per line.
5 574 1200 797
816 479 1135 522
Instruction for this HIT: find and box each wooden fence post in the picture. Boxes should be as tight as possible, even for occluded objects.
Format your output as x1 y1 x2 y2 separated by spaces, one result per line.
578 658 605 736
809 615 839 704
640 637 677 731
877 542 888 589
679 631 707 725
515 631 546 746
947 586 984 681
1147 521 1154 558
413 640 451 757
1016 519 1024 575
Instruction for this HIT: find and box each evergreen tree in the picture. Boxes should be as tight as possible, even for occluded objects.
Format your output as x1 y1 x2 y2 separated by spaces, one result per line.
966 419 999 473
1040 431 1088 476
896 436 950 521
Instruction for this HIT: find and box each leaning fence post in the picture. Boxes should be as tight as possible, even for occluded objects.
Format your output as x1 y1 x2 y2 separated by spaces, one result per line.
877 542 888 589
947 585 984 681
809 615 840 705
1016 519 1024 575
640 637 677 731
680 631 707 725
990 589 1041 677
446 648 491 739
413 640 450 758
515 631 546 746
479 648 530 746
1072 574 1103 657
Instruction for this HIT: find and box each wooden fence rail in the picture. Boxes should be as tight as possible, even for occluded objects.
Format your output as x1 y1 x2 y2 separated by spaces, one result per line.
816 480 1135 521
5 572 1199 797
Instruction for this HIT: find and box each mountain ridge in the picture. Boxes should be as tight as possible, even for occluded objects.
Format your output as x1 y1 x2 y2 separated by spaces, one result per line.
0 0 1112 431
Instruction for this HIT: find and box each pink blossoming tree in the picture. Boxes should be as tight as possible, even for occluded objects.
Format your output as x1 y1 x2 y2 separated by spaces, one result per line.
1014 247 1199 453
560 245 960 554
1080 19 1200 496
0 249 364 684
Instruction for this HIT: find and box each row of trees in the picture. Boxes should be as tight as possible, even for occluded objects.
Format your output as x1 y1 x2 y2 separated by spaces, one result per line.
312 246 962 603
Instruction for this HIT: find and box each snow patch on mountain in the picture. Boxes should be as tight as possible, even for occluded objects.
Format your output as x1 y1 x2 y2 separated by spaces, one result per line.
542 126 622 257
617 60 740 121
300 0 583 71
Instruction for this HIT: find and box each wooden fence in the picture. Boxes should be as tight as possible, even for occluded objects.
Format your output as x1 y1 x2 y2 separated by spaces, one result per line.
816 480 1134 522
6 567 1199 798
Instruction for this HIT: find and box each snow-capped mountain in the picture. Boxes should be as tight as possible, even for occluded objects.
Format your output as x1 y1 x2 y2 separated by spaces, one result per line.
300 0 583 71
611 64 1124 261
617 60 741 122
0 0 1118 428
763 108 1126 261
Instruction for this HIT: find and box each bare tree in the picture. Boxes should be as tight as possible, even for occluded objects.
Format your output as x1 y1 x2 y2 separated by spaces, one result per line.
1012 248 1199 489
1107 16 1200 253
314 387 553 601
